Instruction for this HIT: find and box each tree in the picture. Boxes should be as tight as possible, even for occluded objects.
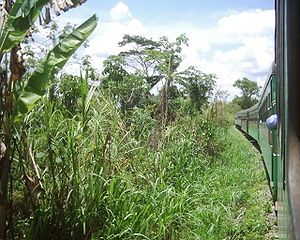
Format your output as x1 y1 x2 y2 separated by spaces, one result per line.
233 77 260 109
59 74 82 114
107 34 217 125
178 66 216 112
107 34 189 125
155 34 188 127
102 55 128 88
118 34 163 88
102 55 149 113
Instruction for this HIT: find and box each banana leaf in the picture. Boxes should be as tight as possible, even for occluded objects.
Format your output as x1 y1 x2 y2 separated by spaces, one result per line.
50 0 87 14
0 0 49 53
18 14 98 113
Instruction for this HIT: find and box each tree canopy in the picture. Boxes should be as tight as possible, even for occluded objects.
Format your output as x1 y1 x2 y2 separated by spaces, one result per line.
233 77 260 109
102 34 216 125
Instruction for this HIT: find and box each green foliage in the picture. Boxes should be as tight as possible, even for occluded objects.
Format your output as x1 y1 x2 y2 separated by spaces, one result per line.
102 54 157 114
117 75 149 112
156 34 188 74
1 16 274 238
17 14 98 113
179 66 216 112
102 55 128 84
114 34 217 123
59 74 82 114
0 1 99 238
117 34 189 89
9 90 275 239
129 108 156 140
102 73 149 113
58 70 97 120
233 77 260 109
102 34 216 130
233 77 260 98
0 0 48 53
118 34 162 88
192 128 275 240
119 34 160 48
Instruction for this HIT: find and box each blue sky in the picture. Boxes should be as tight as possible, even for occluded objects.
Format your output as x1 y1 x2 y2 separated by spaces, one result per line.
82 0 273 16
109 0 271 23
71 0 273 24
56 0 275 97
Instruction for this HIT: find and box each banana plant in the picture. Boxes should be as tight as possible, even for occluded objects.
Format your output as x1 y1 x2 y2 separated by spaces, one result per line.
0 0 49 53
18 14 97 113
0 0 97 238
50 0 87 14
0 1 49 238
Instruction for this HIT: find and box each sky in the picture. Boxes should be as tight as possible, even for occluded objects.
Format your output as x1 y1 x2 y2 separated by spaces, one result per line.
53 0 275 97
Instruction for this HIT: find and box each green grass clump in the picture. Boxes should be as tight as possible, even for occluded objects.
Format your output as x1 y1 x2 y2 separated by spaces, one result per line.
10 91 275 239
184 128 276 240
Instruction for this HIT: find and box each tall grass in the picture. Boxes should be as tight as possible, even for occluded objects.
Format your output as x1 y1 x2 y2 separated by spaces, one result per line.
9 85 275 239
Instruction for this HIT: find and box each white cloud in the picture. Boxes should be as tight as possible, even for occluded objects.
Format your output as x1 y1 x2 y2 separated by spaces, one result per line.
109 1 132 21
209 10 274 95
85 19 146 70
85 2 145 59
218 9 274 37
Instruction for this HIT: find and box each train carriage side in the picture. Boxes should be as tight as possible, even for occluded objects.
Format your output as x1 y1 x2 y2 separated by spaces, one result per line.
235 114 242 128
235 63 278 198
237 110 248 133
258 67 278 198
247 104 259 141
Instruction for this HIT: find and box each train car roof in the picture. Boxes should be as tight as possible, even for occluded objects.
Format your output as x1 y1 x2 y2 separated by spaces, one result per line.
247 103 259 113
236 102 259 116
259 61 276 98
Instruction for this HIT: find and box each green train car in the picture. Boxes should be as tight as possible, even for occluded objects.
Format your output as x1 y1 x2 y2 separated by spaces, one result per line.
235 63 277 196
235 1 300 239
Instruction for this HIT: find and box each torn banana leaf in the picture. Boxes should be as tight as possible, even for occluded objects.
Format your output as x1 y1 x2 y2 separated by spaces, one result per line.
17 14 98 114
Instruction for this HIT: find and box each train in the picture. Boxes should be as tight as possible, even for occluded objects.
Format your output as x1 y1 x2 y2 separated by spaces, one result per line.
235 1 300 239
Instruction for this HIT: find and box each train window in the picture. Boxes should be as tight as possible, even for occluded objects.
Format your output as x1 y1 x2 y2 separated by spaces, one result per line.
260 98 269 122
